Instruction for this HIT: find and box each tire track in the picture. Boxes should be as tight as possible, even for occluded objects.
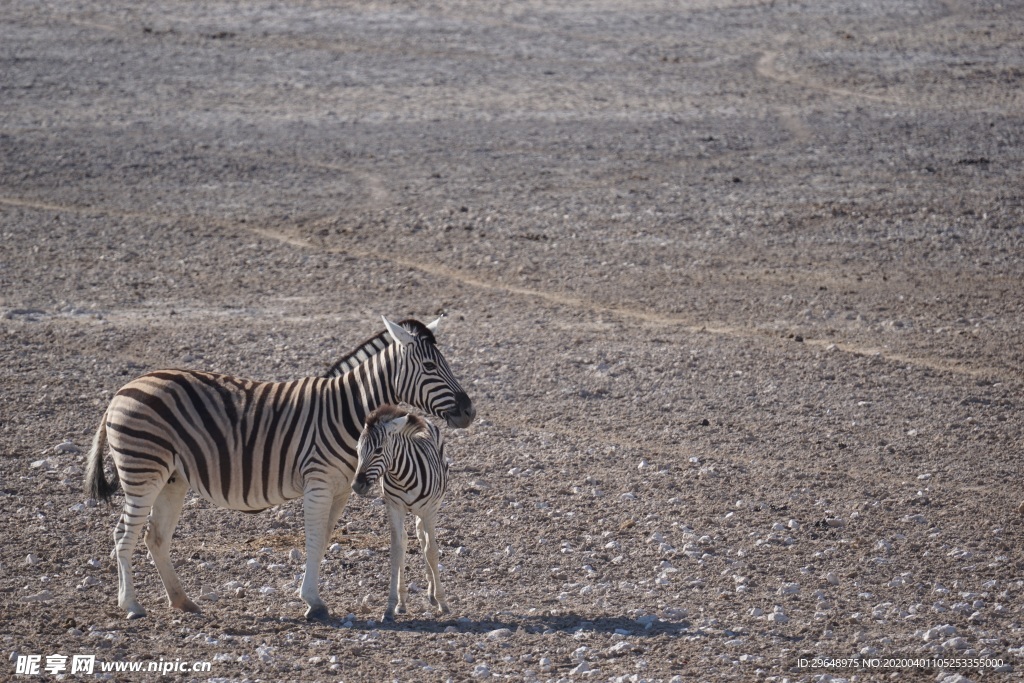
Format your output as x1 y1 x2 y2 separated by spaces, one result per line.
2 195 1017 383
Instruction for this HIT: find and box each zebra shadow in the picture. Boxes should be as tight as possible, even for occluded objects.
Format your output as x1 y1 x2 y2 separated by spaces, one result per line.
327 613 689 637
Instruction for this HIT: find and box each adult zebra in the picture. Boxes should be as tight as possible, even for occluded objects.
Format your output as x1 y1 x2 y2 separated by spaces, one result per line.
85 316 475 621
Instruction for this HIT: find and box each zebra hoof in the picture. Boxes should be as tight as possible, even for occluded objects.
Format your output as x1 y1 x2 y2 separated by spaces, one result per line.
305 604 331 622
382 611 395 623
126 609 147 620
175 598 202 613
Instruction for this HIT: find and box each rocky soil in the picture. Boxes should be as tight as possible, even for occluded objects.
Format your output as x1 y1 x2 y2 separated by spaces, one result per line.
2 0 1023 681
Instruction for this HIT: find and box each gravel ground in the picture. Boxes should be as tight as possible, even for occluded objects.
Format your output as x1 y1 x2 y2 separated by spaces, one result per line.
2 1 1024 681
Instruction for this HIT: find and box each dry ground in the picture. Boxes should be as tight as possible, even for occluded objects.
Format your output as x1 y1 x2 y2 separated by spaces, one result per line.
2 0 1024 681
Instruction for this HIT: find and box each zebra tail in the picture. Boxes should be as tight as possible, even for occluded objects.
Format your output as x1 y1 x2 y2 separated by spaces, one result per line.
85 410 119 502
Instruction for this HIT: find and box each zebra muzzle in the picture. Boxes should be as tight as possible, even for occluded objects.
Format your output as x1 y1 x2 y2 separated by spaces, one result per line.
445 392 476 429
352 473 371 496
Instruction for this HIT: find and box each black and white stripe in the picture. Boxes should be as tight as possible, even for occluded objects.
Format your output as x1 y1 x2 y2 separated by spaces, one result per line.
85 316 474 621
352 405 450 621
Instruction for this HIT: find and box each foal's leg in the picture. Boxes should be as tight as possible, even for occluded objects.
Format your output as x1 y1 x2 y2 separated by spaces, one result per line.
144 473 199 612
417 513 449 615
383 503 406 622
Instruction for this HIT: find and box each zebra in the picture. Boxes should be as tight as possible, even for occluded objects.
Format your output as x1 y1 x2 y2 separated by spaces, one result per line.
85 316 475 621
352 405 450 622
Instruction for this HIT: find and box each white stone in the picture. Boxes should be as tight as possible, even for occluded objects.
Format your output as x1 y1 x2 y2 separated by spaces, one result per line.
942 637 969 650
923 624 957 641
570 661 591 674
826 572 840 586
779 582 800 595
55 441 82 454
22 590 53 602
25 554 41 566
486 628 513 640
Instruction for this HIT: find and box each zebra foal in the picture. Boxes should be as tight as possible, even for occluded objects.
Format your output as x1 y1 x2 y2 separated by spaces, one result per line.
352 405 450 621
85 316 474 620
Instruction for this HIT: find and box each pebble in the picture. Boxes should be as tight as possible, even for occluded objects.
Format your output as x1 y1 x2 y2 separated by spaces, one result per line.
923 624 957 641
570 661 592 675
486 628 513 640
77 576 100 590
779 582 800 595
826 572 840 586
25 554 41 565
538 657 553 673
55 441 82 454
30 459 54 469
606 641 634 656
22 590 53 602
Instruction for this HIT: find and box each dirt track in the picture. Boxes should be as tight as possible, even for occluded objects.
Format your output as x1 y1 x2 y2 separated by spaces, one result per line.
2 1 1024 681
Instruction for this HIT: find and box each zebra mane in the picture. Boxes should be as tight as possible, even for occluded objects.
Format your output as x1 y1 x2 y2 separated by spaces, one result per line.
323 319 436 378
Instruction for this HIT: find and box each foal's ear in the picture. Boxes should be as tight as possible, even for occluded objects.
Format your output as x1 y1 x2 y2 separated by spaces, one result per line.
425 315 444 333
386 415 409 433
382 316 416 346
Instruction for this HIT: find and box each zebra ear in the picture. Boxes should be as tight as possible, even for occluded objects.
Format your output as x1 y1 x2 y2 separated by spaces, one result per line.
382 316 416 346
387 415 409 433
426 315 443 333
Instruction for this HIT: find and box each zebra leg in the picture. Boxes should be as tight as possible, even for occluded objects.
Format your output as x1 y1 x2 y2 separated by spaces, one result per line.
418 514 449 615
144 474 199 613
113 488 162 619
299 484 334 621
326 488 351 547
383 504 406 622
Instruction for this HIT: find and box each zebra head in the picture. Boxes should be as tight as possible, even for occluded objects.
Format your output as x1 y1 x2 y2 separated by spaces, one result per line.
352 405 408 496
381 315 476 429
